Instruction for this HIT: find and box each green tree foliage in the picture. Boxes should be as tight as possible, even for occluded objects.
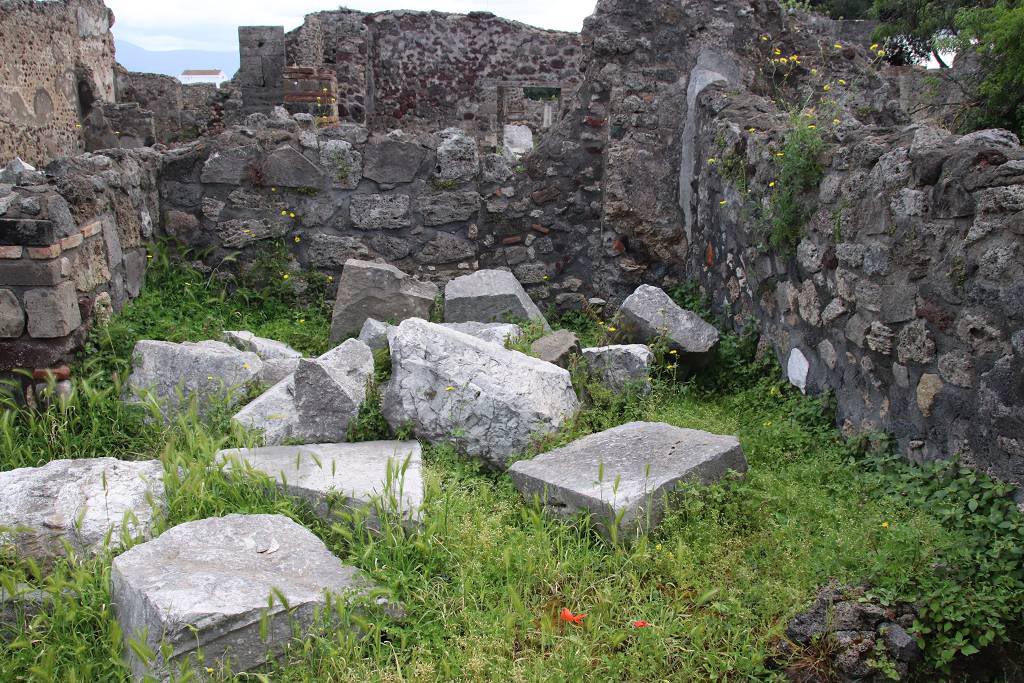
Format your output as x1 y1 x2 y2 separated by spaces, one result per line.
955 2 1024 138
870 0 994 65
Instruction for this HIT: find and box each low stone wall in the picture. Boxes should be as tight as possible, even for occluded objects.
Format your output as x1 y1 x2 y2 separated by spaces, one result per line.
0 150 160 370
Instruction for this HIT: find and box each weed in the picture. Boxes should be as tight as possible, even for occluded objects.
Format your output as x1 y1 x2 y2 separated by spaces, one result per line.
769 114 826 252
430 178 458 191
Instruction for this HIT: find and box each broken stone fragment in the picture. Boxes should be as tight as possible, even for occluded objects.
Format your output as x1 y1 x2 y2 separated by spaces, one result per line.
444 269 549 330
0 458 165 563
582 344 654 392
329 259 438 343
222 330 302 385
111 514 377 681
218 440 423 525
530 329 581 367
232 375 298 446
382 318 578 467
125 340 263 420
616 285 718 366
508 422 747 537
293 338 374 443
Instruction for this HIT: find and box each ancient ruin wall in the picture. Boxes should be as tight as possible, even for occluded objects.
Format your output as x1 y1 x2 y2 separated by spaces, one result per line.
0 0 116 166
279 9 582 136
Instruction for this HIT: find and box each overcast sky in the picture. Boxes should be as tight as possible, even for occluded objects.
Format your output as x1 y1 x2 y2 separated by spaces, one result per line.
106 0 597 52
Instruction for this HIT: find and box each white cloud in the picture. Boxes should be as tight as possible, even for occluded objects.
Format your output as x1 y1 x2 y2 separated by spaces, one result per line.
107 0 596 52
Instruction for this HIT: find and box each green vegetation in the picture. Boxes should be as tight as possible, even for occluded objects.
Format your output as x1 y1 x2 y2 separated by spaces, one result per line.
1 257 1022 681
430 178 458 191
954 2 1024 139
768 115 826 252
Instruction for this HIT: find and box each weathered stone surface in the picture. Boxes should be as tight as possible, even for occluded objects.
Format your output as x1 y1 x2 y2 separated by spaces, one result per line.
617 285 719 365
111 514 374 681
413 232 476 264
916 374 943 417
896 319 935 365
232 376 297 446
200 145 256 184
214 218 287 249
441 322 522 346
363 140 427 184
582 344 654 392
293 339 374 443
382 319 578 467
508 422 746 535
223 331 302 385
126 340 263 419
436 128 479 180
358 318 391 350
218 441 423 524
938 350 974 388
262 146 324 188
306 233 373 269
329 259 439 342
531 330 581 367
0 288 25 338
0 458 165 563
350 194 411 230
24 282 81 338
319 139 363 190
444 269 549 329
417 191 480 226
503 124 534 157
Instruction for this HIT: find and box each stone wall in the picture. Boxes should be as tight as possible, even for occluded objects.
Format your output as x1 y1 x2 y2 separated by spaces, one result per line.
239 27 286 117
115 69 182 143
240 10 583 140
0 0 116 167
0 150 160 370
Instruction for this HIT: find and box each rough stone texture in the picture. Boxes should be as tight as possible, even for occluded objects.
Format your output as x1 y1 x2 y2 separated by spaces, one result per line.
508 422 746 535
417 191 480 226
362 140 427 184
435 128 479 180
0 458 165 563
223 330 302 384
111 514 374 681
218 441 423 524
232 376 298 446
126 340 263 420
441 322 522 346
293 339 374 443
530 330 580 368
0 288 25 338
24 282 81 338
350 194 411 230
444 269 549 329
617 286 719 366
329 259 439 343
382 319 578 467
357 318 391 350
783 583 922 682
582 345 654 392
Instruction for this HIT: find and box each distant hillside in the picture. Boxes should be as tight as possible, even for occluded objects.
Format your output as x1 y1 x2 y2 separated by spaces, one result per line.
115 40 239 79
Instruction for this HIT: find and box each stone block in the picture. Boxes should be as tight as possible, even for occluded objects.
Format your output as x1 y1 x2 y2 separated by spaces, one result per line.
0 458 165 563
413 232 476 265
444 269 549 329
582 344 654 392
616 285 719 365
508 422 747 536
218 441 423 524
320 139 363 190
24 282 81 338
441 322 523 346
263 145 324 188
362 141 427 184
0 219 56 247
111 514 374 681
200 145 258 184
329 259 438 343
531 330 581 367
0 289 25 338
417 191 480 226
435 129 479 180
124 248 147 298
232 376 298 446
293 339 374 443
0 259 64 286
350 194 411 230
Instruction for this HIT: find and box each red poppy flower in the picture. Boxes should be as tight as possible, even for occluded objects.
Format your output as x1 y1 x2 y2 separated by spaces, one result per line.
560 608 585 625
631 620 651 628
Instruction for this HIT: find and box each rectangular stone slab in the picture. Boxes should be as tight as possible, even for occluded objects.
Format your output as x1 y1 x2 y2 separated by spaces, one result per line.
508 421 747 537
217 441 423 525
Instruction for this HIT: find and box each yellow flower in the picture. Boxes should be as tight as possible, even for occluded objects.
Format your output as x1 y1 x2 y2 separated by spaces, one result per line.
655 543 663 551
748 127 757 134
823 84 831 92
790 55 800 62
294 236 301 243
282 273 290 280
763 420 772 427
834 43 843 49
881 521 890 529
289 212 296 218
281 210 287 216
870 43 879 51
876 49 886 57
299 318 305 324
327 275 334 282
146 254 153 259
838 79 847 86
607 326 617 332
769 181 776 188
778 57 788 64
207 375 214 380
760 35 769 42
775 152 785 158
773 48 781 56
667 363 677 370
707 157 718 165
808 124 817 129
543 275 550 280
445 386 456 391
811 68 818 75
719 199 727 206
669 349 678 355
833 118 841 125
271 187 277 192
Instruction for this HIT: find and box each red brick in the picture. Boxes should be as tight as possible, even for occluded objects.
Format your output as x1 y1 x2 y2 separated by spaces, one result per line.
27 244 62 260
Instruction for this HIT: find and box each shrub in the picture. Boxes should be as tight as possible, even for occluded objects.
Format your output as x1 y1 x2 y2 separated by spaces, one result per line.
768 116 825 252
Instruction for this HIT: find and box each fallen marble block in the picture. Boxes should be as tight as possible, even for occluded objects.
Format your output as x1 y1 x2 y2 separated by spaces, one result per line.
218 441 423 525
222 330 302 385
293 339 374 443
582 344 654 392
616 285 719 366
111 514 376 681
508 422 746 536
0 458 165 563
443 269 549 330
231 375 298 446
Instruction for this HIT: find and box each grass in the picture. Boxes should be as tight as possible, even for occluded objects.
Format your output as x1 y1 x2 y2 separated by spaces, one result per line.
1 256 1022 681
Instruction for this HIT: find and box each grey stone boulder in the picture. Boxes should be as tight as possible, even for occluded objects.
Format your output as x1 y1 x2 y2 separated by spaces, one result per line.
223 331 302 385
444 269 549 330
531 330 581 367
111 514 376 681
382 319 579 467
0 458 165 563
218 441 423 525
293 339 375 443
232 376 298 446
508 422 746 536
442 321 522 346
358 318 392 350
582 344 654 392
330 259 439 343
126 340 263 420
616 285 719 366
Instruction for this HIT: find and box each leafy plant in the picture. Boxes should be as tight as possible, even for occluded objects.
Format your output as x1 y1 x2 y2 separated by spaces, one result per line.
954 2 1024 139
768 115 826 252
